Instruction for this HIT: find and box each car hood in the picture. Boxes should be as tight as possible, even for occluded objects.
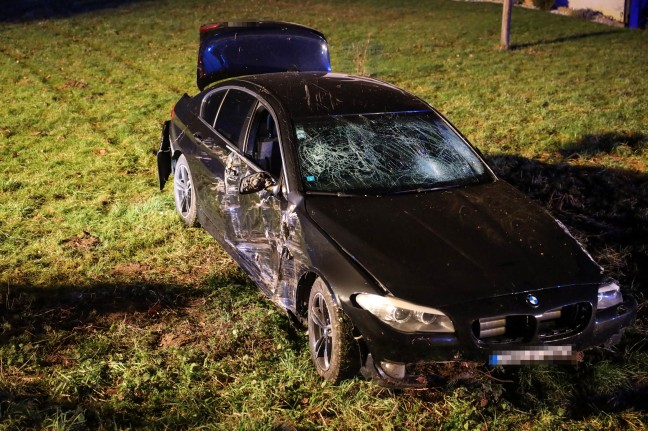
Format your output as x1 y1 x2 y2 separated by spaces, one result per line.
305 181 602 307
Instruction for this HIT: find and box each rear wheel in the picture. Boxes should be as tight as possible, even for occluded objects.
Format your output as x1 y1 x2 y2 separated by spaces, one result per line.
173 154 199 227
308 278 360 383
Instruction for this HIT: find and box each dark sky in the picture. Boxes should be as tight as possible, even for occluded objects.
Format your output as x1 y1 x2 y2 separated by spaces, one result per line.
0 0 151 22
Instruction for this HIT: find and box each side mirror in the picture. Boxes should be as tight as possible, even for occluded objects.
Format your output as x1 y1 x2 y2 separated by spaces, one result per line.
239 171 276 195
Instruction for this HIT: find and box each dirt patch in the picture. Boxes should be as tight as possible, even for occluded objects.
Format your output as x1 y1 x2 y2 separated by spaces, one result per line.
157 298 228 351
61 79 88 90
112 262 152 278
0 283 205 342
62 231 101 251
41 353 76 368
159 320 202 349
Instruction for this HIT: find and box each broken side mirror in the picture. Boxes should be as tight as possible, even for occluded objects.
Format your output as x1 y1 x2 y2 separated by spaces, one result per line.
239 171 277 195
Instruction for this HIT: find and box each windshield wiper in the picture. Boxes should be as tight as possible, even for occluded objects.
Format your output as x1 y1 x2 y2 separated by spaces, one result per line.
388 184 464 195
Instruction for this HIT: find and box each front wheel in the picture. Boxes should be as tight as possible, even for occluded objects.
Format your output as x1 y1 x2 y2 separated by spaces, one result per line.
173 154 199 227
308 278 360 383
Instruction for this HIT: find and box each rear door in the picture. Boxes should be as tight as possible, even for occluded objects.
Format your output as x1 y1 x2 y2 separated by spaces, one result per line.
192 88 257 234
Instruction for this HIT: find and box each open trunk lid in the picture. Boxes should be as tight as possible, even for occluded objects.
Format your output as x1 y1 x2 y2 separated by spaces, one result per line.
197 21 331 90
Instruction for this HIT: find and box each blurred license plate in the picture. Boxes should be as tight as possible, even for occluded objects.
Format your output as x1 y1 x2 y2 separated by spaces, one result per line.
489 346 581 365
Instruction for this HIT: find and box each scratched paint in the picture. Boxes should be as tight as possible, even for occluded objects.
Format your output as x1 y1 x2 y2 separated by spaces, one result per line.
220 150 311 311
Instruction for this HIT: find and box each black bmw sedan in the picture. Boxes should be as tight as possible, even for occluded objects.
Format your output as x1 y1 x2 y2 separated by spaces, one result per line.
157 21 636 386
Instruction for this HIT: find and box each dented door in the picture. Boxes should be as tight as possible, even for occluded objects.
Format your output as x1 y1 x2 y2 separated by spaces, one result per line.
219 101 286 294
222 153 284 295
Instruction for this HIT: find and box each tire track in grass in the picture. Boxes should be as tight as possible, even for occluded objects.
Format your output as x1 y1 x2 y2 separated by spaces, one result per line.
0 44 111 279
0 43 116 146
0 38 157 183
0 26 172 177
41 21 190 97
31 21 193 151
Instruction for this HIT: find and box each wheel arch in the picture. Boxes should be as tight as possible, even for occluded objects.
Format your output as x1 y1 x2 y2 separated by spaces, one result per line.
171 149 183 174
295 271 340 320
305 268 363 382
157 120 184 185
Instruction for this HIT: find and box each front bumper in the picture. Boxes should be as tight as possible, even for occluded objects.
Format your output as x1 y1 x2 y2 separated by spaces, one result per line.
348 285 637 386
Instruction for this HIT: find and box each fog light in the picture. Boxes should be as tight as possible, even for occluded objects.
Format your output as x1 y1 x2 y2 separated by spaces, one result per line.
380 361 406 379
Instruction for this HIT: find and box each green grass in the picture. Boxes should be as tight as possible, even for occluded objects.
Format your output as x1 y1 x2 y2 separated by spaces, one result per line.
1 0 647 429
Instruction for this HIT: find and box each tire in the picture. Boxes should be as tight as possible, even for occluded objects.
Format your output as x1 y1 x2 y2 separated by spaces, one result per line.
173 154 199 227
308 278 360 383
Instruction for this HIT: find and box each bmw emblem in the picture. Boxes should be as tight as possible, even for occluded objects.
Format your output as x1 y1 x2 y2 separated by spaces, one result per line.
526 294 540 307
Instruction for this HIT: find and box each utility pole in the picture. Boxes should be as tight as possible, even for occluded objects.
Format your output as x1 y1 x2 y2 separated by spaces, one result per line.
501 0 513 50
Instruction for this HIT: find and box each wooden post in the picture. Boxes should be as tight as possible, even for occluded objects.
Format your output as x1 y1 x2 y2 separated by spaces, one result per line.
501 0 513 50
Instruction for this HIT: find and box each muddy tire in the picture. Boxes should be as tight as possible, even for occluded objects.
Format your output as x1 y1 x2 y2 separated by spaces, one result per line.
308 278 360 383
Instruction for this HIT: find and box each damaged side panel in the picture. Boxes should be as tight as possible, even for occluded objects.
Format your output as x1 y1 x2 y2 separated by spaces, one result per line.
220 151 308 312
274 206 311 312
163 86 383 320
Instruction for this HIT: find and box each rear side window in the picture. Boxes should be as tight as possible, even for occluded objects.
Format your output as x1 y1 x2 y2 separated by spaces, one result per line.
200 90 226 126
215 90 257 149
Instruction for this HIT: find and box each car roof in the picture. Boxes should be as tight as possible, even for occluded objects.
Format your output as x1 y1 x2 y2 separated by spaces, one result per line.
224 72 432 118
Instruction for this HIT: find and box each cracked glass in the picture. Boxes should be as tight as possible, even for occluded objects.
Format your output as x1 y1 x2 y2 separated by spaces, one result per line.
295 112 490 194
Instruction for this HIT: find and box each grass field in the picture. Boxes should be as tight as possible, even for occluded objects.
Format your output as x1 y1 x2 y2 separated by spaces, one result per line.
1 0 647 429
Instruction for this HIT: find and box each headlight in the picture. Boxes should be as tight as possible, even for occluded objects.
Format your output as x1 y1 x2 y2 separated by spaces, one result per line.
355 293 455 333
597 281 623 310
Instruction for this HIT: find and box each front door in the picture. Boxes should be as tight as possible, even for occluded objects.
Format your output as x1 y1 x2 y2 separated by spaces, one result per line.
222 104 285 295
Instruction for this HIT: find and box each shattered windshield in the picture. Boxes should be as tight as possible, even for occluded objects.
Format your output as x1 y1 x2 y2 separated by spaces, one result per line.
295 112 491 194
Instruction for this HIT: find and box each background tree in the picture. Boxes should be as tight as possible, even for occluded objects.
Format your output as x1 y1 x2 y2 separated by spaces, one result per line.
501 0 513 49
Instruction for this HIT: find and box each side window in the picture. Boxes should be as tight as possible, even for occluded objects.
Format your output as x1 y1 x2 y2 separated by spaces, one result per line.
215 90 257 150
246 107 282 178
200 89 226 126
